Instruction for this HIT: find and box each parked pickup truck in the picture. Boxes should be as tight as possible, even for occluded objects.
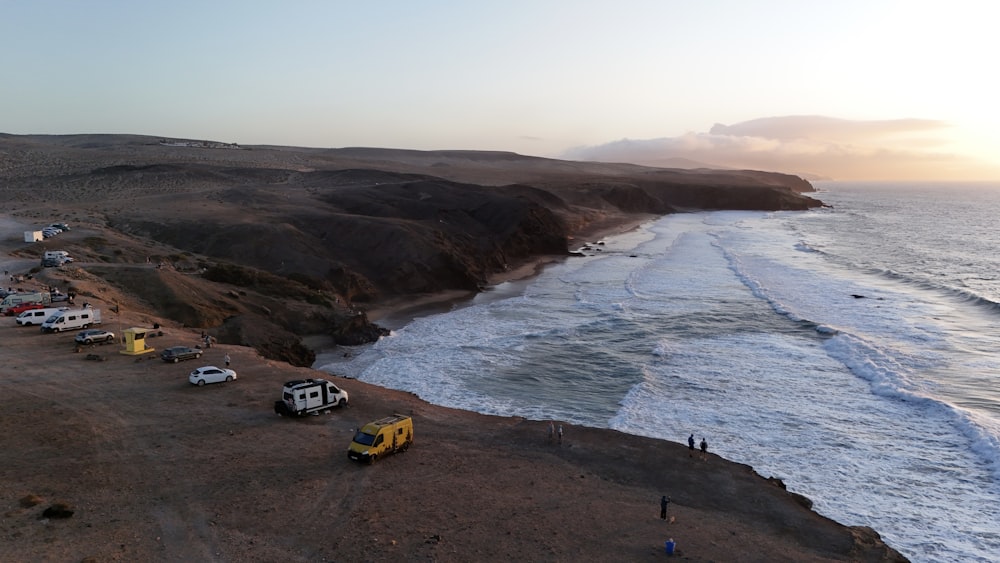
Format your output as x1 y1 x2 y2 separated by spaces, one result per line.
0 292 51 315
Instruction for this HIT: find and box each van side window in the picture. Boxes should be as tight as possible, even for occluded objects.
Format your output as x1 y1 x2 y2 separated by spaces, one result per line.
373 434 384 446
297 394 305 400
309 391 319 398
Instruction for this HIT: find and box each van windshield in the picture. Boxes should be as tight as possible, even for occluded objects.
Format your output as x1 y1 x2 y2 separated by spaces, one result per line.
352 431 376 446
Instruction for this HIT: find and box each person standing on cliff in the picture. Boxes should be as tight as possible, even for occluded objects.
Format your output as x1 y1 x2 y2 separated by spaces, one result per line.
660 495 670 520
688 434 695 453
557 424 563 444
700 437 708 454
547 421 555 443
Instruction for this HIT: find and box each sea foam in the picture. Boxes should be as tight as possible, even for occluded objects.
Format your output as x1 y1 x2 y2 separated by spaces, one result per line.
320 194 1000 561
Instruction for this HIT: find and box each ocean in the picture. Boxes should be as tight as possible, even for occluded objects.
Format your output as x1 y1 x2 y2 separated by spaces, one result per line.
316 181 1000 562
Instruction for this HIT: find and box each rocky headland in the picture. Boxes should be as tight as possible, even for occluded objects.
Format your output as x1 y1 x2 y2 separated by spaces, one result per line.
0 133 822 366
0 134 908 562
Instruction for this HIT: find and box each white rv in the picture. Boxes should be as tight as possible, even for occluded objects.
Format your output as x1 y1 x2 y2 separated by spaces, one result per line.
16 307 69 326
40 308 101 333
43 251 72 263
274 378 349 416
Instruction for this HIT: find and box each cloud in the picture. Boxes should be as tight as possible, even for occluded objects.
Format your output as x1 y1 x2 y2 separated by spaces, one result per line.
562 116 996 181
708 116 948 143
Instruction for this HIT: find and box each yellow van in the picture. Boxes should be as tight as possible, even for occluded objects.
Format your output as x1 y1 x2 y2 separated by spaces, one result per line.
347 414 413 464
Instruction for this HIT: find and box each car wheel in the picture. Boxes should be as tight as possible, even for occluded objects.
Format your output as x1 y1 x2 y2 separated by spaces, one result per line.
172 358 179 363
225 375 233 382
53 327 60 333
105 335 113 342
368 454 377 465
338 398 347 407
197 379 206 386
196 353 202 359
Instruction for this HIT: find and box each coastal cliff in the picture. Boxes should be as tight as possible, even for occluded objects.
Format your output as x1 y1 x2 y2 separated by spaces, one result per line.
1 134 821 366
0 133 908 561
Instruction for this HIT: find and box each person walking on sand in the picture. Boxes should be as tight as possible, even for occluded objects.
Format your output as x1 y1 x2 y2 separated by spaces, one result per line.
660 495 670 520
557 424 563 444
224 353 231 368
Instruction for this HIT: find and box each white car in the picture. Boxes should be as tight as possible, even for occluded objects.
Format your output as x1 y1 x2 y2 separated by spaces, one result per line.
188 366 237 386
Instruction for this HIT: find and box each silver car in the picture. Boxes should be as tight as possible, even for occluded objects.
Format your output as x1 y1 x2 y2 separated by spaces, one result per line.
75 329 115 344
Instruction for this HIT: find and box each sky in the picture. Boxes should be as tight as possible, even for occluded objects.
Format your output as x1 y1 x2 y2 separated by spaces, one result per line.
3 0 999 181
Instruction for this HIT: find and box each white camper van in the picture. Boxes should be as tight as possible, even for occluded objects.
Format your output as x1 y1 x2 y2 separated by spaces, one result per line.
40 308 101 333
42 251 72 264
16 307 69 326
273 378 349 416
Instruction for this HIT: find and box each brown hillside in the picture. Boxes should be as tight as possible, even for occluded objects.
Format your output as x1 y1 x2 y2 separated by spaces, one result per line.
1 134 822 365
0 134 908 562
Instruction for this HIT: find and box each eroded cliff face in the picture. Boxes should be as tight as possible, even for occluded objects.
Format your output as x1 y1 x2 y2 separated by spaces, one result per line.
2 135 821 363
100 167 819 303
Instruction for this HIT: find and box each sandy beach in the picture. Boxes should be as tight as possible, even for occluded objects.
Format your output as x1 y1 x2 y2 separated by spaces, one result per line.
363 212 658 328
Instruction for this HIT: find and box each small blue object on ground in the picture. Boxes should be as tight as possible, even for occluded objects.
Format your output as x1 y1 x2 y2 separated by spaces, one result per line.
665 539 675 555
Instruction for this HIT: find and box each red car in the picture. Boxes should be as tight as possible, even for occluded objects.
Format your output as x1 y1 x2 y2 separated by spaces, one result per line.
5 303 45 316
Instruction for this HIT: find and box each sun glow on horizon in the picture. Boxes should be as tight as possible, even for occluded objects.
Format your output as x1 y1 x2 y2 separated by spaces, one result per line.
2 1 998 182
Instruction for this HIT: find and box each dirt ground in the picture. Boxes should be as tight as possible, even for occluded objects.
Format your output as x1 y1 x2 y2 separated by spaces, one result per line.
0 223 908 562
